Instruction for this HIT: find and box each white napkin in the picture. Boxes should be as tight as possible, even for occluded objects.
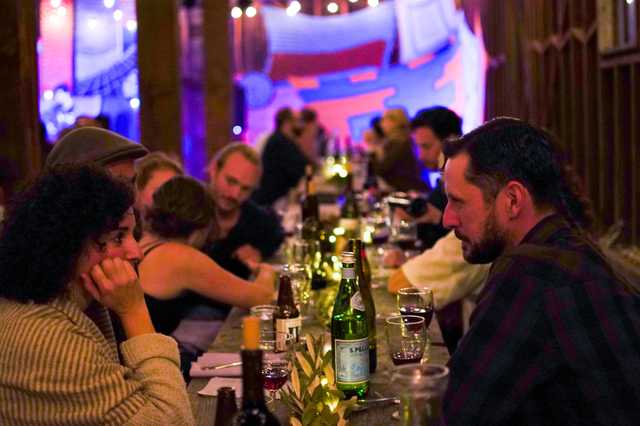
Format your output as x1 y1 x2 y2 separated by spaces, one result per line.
197 377 243 397
190 353 241 378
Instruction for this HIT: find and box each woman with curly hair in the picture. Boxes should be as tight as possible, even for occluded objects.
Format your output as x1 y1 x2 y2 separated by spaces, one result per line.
0 165 194 426
138 175 275 338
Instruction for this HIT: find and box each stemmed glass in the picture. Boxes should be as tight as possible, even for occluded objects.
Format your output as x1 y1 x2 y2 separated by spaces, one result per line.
385 315 428 366
390 219 419 259
259 331 294 402
285 263 311 318
397 287 434 328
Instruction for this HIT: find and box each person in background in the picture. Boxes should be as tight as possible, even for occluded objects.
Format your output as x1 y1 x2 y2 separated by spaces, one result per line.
0 165 194 425
251 107 310 206
300 106 328 158
135 151 184 215
138 176 275 375
363 116 385 154
45 126 148 184
204 143 284 279
441 117 640 425
373 108 427 192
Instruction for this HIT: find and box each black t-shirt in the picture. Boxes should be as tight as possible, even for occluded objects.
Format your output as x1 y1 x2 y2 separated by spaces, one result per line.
203 200 285 279
252 130 308 206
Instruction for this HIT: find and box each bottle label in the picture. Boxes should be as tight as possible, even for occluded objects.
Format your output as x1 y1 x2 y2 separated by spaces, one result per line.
275 317 301 350
342 267 355 280
334 338 369 385
339 218 359 231
350 291 365 312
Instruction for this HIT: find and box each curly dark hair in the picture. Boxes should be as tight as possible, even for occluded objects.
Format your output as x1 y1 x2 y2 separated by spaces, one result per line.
443 117 594 230
0 165 134 303
146 176 216 240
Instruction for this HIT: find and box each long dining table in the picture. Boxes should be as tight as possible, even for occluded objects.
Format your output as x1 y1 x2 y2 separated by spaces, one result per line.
187 282 450 425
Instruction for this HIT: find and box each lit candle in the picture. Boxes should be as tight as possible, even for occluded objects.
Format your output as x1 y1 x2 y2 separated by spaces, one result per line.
243 316 260 350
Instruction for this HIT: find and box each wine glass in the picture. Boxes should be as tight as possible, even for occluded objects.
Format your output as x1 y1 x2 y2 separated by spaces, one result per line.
285 263 311 318
385 315 427 366
390 218 418 259
397 287 434 328
259 331 293 402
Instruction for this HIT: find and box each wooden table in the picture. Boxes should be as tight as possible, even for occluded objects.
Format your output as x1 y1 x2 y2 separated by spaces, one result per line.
187 286 450 425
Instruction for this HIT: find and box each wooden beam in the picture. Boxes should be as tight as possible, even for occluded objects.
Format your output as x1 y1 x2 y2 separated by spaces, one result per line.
135 0 182 154
0 0 41 185
203 0 232 157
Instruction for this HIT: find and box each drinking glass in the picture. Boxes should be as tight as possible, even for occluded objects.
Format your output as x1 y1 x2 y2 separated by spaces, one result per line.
288 238 310 265
390 219 418 258
397 287 434 328
285 263 311 318
259 331 294 401
385 315 427 366
250 304 276 334
391 364 449 425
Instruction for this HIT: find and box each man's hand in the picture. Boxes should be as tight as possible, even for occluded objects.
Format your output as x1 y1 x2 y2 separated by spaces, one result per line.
388 268 412 294
233 244 262 268
81 258 154 338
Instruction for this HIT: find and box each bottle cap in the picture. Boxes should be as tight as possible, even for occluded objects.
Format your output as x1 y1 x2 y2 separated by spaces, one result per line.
242 316 260 350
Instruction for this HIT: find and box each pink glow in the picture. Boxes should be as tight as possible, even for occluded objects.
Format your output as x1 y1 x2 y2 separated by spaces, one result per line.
39 0 73 93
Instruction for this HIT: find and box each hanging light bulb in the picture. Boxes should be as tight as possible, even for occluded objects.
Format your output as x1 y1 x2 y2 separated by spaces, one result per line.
286 0 301 16
327 2 339 13
245 5 257 17
231 6 243 19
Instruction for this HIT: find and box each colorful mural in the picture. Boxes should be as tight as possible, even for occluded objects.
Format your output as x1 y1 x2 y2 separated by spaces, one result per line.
239 0 486 146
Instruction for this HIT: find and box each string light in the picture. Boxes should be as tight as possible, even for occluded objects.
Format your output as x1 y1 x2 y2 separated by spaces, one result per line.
50 0 61 8
126 19 137 32
231 6 242 18
113 9 123 21
286 0 301 16
103 0 115 8
245 6 257 18
327 2 338 13
368 0 379 7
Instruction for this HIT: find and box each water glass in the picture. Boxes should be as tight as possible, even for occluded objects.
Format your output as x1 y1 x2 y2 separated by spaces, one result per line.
385 315 428 366
397 287 434 328
250 304 276 334
392 364 449 426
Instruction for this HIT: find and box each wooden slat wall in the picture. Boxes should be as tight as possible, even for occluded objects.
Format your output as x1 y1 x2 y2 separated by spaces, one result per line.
471 0 640 245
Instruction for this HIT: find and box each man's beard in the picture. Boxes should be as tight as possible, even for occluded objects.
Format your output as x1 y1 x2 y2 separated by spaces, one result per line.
458 209 506 264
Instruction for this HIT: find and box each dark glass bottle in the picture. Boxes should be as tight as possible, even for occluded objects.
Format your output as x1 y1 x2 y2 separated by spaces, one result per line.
348 239 377 373
232 317 280 425
311 227 336 290
214 387 238 426
331 252 369 399
301 165 319 223
274 273 301 346
339 174 360 240
231 350 281 425
363 152 379 193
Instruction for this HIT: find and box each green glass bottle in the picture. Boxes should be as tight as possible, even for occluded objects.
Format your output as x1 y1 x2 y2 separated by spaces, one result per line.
348 239 377 374
331 252 369 399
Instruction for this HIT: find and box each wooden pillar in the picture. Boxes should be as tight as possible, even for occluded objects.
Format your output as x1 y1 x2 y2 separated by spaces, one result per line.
0 1 41 185
135 0 182 154
203 0 232 157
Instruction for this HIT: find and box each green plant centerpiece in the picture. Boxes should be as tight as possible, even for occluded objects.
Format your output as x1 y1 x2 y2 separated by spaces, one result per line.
280 333 358 425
